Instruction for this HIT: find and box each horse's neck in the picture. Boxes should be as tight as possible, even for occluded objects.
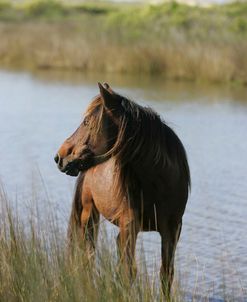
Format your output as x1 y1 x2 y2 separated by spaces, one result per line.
94 154 111 167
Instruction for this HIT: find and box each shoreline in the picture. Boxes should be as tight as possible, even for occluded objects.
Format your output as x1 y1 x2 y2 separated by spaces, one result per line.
0 1 247 84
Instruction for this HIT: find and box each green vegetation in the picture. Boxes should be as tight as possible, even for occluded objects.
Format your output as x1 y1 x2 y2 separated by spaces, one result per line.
0 188 183 302
0 0 247 83
0 180 244 302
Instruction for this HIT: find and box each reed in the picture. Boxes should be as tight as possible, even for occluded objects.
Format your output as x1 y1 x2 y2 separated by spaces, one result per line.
0 1 247 82
0 180 246 301
0 185 185 302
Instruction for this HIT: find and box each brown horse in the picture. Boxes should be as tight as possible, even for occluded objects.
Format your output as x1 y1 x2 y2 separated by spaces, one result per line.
54 83 190 296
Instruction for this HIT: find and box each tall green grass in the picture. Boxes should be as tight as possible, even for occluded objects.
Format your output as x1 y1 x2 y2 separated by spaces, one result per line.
0 186 182 302
0 181 246 301
0 0 247 83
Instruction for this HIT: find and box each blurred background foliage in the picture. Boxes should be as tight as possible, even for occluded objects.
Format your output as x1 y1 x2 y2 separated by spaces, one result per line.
0 0 247 83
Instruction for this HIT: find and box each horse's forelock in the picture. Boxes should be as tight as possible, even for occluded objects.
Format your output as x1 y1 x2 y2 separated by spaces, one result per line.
85 95 102 116
85 95 104 137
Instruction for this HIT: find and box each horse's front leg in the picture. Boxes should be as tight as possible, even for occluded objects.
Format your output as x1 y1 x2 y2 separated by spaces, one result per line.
80 191 100 257
159 219 182 298
116 218 138 280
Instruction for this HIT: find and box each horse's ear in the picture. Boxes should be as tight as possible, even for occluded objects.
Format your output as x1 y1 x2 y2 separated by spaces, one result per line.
103 82 110 89
103 83 115 94
98 82 116 111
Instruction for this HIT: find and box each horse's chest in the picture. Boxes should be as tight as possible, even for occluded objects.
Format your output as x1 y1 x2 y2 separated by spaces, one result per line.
85 160 127 223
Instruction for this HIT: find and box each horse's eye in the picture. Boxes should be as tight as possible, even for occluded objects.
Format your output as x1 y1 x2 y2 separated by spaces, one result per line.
83 118 89 126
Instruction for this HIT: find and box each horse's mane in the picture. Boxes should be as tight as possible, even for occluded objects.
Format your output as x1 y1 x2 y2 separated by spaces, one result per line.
86 93 191 201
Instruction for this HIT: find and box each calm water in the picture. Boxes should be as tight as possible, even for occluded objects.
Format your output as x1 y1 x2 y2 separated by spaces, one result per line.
0 69 246 301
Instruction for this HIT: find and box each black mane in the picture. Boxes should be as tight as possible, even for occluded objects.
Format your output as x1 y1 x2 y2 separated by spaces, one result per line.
111 94 191 192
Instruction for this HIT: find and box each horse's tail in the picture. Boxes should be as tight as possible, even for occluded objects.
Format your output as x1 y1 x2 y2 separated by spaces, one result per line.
67 173 84 246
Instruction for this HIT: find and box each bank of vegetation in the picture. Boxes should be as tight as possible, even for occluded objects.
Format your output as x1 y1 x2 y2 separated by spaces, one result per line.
0 0 247 83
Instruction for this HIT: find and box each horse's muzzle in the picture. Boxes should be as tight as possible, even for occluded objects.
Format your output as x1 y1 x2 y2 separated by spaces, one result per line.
54 154 79 176
54 150 94 177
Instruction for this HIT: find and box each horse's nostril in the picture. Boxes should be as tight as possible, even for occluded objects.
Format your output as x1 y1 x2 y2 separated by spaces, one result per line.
68 146 74 155
54 154 64 168
54 154 59 164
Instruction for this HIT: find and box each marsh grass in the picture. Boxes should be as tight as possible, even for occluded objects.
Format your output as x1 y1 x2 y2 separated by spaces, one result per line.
0 186 184 302
0 180 246 302
0 1 247 83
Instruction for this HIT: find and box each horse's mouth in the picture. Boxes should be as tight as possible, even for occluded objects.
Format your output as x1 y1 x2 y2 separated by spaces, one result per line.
64 166 80 177
58 160 79 176
59 155 94 177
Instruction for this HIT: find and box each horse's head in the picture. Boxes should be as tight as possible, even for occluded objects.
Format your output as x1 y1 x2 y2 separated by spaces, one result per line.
54 83 120 176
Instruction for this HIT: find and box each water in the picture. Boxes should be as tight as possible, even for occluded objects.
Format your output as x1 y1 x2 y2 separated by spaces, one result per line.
0 69 246 301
